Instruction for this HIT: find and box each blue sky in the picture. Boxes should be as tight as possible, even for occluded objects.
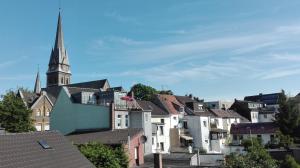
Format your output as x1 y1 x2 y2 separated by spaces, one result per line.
1 0 300 100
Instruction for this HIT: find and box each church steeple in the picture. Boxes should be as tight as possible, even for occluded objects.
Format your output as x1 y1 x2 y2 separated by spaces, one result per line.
34 70 41 94
47 12 71 87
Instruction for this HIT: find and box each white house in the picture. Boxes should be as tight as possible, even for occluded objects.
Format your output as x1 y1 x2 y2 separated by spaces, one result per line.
230 122 279 146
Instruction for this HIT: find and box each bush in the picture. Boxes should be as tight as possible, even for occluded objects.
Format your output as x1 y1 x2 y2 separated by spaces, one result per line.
280 155 300 168
78 142 129 168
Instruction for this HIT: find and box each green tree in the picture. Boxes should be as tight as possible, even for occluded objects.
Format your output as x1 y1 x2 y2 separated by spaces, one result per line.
130 83 158 101
158 90 173 95
113 145 129 168
225 138 278 168
280 155 300 168
78 142 128 168
276 90 300 136
0 90 35 132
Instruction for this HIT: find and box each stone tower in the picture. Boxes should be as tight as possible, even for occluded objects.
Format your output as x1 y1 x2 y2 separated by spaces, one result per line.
47 12 71 87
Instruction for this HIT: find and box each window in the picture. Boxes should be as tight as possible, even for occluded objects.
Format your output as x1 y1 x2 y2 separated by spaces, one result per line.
264 114 267 118
45 109 50 117
205 139 208 143
117 115 122 128
35 123 42 131
156 143 159 148
160 142 164 151
203 121 207 127
198 104 203 110
44 123 50 131
61 77 63 84
152 137 154 145
257 134 262 139
183 121 188 129
233 135 238 140
161 119 164 124
36 110 41 117
125 115 129 127
159 126 164 135
173 116 177 120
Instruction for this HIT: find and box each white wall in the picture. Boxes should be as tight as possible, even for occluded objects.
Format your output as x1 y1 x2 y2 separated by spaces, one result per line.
250 111 259 123
151 116 171 153
186 116 211 152
258 113 275 123
115 110 129 129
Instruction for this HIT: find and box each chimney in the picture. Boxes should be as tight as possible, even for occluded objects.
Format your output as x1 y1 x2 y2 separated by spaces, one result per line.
154 153 162 168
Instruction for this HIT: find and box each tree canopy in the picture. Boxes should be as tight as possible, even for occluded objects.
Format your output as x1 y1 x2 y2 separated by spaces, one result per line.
225 138 278 168
280 155 300 168
78 142 129 168
130 83 173 101
0 90 35 132
276 90 300 136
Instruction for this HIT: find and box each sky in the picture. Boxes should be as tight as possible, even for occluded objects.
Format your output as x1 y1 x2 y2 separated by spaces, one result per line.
1 0 300 101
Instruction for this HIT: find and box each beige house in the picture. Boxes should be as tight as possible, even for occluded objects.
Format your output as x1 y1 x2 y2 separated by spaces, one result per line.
18 72 53 131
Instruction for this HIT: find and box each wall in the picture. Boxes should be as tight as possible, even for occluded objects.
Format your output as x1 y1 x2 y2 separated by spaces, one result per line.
258 113 275 123
129 110 152 155
50 87 110 135
114 110 129 129
125 132 144 167
186 115 210 152
151 116 171 153
31 94 52 131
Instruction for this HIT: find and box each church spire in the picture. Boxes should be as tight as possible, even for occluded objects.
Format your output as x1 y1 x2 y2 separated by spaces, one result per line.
54 12 65 51
34 70 41 94
47 11 71 87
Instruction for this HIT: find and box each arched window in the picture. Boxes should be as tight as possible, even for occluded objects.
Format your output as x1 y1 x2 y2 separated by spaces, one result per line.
61 77 64 84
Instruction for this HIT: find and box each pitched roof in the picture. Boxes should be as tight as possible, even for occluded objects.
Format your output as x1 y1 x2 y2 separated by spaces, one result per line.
175 95 197 104
18 89 39 107
230 122 279 134
66 79 109 90
42 79 109 103
67 128 143 145
137 100 169 116
154 94 184 115
209 109 244 118
244 92 281 105
0 131 95 168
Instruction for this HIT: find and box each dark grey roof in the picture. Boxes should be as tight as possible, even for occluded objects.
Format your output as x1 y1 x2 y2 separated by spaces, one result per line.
244 92 281 105
137 100 169 116
67 128 143 145
230 122 279 134
107 86 124 92
34 71 41 94
42 79 108 103
42 86 62 104
0 131 95 168
175 95 197 104
66 79 108 90
18 89 39 107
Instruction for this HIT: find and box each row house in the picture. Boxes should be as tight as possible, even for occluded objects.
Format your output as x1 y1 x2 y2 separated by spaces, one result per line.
230 122 279 147
230 100 261 123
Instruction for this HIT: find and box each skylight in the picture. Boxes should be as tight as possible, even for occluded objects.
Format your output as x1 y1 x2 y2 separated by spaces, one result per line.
38 140 52 149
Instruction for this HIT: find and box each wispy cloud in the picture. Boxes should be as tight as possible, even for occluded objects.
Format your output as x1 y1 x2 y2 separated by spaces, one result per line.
0 56 28 69
104 11 139 25
271 53 300 61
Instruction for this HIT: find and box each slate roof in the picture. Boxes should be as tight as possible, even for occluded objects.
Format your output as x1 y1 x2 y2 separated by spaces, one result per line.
42 79 108 104
137 100 169 116
244 93 281 105
66 79 108 90
230 122 279 134
67 128 143 145
18 89 39 107
0 131 95 168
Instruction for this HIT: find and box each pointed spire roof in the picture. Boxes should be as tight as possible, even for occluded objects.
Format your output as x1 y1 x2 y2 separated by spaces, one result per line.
34 70 41 94
54 12 65 51
48 12 70 71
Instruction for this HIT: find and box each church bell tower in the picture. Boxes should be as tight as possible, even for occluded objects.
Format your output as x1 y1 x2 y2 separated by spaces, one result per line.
47 12 71 87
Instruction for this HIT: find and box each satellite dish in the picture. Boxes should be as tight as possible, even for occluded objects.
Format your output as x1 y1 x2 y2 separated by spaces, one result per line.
140 135 147 144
